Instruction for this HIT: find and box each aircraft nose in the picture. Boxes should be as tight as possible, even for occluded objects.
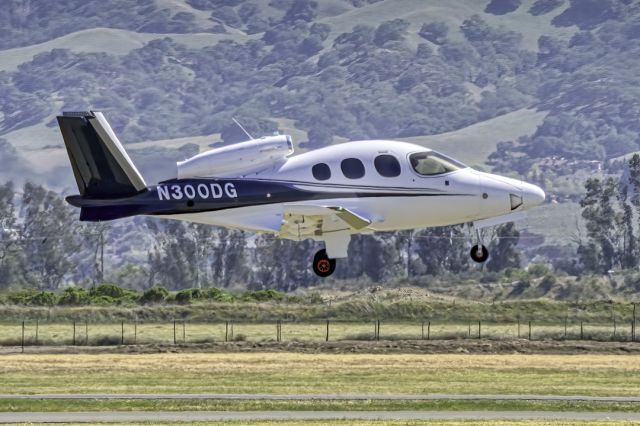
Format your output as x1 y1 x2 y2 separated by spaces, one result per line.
522 182 545 208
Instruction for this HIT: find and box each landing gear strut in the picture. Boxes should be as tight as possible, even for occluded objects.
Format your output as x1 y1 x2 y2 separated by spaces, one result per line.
313 249 336 277
470 227 489 263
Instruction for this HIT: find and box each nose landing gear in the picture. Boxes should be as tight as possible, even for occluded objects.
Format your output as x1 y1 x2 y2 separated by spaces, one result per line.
470 227 489 263
313 249 336 277
470 244 489 263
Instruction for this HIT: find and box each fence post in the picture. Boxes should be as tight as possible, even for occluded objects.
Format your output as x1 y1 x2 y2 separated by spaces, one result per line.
35 319 39 346
517 318 521 338
427 321 431 340
134 320 137 345
73 320 76 346
225 321 229 342
121 320 124 345
326 320 330 342
468 321 471 338
478 320 481 339
21 321 25 353
231 321 234 340
182 321 186 343
580 321 584 340
613 317 617 340
377 320 381 341
173 320 176 345
564 316 568 339
421 321 424 340
528 321 532 340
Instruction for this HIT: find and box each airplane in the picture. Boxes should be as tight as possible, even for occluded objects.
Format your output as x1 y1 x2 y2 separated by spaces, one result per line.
58 111 545 277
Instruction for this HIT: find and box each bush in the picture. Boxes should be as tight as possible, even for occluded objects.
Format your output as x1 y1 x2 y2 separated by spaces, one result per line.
29 291 58 306
175 289 193 304
242 289 286 302
58 287 90 306
91 284 125 299
528 264 551 278
7 290 37 305
140 287 169 304
205 288 235 302
90 295 117 306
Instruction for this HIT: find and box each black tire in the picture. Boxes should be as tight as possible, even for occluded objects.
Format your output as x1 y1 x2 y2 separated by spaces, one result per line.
470 244 489 263
313 249 336 277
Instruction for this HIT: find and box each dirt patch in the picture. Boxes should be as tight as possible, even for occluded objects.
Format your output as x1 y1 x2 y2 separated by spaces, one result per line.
2 339 640 355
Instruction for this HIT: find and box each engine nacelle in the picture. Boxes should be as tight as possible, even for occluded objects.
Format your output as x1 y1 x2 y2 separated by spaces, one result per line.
177 135 294 179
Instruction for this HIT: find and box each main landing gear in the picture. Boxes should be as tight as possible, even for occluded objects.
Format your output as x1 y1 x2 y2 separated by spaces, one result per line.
313 249 336 277
470 227 489 263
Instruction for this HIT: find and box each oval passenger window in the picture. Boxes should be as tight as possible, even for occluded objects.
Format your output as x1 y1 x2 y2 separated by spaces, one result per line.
374 154 401 177
312 163 331 181
341 158 365 179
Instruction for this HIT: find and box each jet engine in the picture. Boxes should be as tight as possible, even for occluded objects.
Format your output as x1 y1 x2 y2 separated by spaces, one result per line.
177 135 293 179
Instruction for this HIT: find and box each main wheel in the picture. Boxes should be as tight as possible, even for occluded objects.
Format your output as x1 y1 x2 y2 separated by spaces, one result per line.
313 249 336 277
470 244 489 263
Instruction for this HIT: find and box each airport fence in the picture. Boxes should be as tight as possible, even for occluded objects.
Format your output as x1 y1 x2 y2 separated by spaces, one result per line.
0 317 638 351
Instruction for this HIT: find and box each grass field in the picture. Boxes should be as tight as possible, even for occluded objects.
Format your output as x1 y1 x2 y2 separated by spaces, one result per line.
1 353 639 397
1 398 639 414
0 321 631 346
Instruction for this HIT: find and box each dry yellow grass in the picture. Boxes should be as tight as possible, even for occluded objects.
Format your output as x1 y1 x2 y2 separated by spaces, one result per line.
1 353 639 396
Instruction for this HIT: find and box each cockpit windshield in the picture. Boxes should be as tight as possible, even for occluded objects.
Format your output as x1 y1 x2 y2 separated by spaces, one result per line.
409 151 466 176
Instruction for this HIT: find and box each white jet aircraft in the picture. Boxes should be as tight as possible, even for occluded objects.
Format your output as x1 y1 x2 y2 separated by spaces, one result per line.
58 111 545 277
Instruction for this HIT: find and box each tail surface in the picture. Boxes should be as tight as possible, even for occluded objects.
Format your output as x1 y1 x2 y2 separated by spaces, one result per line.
57 111 147 198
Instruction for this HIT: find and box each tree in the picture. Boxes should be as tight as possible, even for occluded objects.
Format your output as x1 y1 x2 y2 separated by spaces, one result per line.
283 0 317 23
418 22 448 45
413 226 469 276
145 219 201 290
579 177 620 272
486 223 521 272
19 182 82 289
0 182 18 289
373 19 410 47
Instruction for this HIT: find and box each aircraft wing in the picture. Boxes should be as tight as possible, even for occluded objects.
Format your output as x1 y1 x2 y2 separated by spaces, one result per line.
280 204 373 239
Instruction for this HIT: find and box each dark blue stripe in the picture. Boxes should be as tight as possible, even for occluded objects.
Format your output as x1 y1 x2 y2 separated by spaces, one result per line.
67 178 474 222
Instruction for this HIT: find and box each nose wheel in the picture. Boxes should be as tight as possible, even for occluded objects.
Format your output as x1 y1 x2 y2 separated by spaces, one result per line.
470 244 489 263
470 226 489 263
313 249 336 277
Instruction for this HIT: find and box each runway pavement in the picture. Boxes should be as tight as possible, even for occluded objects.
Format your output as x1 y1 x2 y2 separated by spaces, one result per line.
1 410 640 422
0 392 639 402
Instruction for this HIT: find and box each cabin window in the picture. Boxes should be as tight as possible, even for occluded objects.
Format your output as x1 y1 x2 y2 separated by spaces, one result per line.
312 163 331 181
341 158 365 179
409 151 466 176
374 154 401 177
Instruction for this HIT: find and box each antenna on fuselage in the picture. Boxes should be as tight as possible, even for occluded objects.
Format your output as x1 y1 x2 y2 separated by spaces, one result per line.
232 117 254 140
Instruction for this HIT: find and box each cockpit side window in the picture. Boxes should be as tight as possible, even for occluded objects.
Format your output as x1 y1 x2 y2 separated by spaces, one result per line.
409 151 466 176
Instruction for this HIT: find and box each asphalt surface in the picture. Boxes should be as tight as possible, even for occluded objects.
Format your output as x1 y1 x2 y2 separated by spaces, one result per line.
1 410 640 422
0 393 639 402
